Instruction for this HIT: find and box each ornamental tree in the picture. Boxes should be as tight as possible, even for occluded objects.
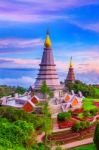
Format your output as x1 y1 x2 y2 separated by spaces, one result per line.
94 123 99 150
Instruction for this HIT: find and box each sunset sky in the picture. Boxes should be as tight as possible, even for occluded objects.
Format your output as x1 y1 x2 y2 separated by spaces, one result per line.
0 0 99 87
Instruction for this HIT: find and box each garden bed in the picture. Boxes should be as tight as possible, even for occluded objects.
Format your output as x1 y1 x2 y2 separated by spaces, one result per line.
94 101 99 107
58 119 76 129
48 125 96 145
72 108 83 114
73 116 94 122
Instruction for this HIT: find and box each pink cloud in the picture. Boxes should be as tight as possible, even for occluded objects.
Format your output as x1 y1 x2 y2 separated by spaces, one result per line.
70 21 99 33
0 0 98 23
0 38 43 48
0 58 40 68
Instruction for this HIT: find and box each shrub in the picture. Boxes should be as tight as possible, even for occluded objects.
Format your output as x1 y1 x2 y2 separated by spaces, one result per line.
80 121 90 129
0 118 35 148
55 146 62 150
72 121 90 132
57 112 71 121
90 108 98 116
83 110 91 117
71 122 81 132
78 113 84 119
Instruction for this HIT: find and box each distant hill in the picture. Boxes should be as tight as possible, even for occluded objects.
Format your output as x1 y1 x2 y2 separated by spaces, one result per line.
0 85 26 98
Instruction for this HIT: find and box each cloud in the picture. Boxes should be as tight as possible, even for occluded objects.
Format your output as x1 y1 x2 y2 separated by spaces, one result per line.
0 58 40 68
0 59 13 64
55 44 99 58
0 71 99 88
1 50 99 75
0 38 43 48
0 38 43 54
71 21 99 33
84 23 99 33
0 0 98 23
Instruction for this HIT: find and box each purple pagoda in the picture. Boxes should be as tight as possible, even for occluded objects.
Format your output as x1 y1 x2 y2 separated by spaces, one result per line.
34 31 62 97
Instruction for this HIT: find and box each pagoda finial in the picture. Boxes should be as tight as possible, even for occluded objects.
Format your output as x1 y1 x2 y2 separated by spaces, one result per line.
69 57 73 68
44 30 51 48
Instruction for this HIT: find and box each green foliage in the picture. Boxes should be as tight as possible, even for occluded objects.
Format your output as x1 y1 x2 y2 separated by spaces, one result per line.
0 106 51 131
0 85 26 98
0 118 35 148
0 106 52 149
66 80 97 98
72 121 90 132
90 108 98 116
71 122 81 132
15 86 26 94
55 146 63 150
77 113 84 119
94 123 99 150
80 121 90 129
41 102 52 140
83 100 97 111
57 112 71 121
32 142 50 150
40 81 50 94
40 81 53 99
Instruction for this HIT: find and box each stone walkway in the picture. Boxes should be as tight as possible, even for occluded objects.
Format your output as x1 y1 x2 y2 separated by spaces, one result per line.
51 137 93 150
37 132 45 143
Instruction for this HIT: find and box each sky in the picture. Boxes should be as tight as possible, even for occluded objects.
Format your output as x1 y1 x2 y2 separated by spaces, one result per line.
0 0 99 87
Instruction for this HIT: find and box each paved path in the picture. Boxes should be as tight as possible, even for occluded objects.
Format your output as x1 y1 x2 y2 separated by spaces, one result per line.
53 127 70 133
37 132 45 143
92 115 99 123
51 137 93 150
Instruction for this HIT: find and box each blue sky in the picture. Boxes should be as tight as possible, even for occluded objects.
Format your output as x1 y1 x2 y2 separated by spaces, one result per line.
0 0 99 87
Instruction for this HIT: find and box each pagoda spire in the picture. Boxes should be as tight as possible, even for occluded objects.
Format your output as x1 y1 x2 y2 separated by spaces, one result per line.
69 56 73 68
44 30 51 48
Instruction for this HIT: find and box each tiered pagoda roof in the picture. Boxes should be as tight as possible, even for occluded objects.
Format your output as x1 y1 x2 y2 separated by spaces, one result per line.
66 57 75 83
34 31 62 90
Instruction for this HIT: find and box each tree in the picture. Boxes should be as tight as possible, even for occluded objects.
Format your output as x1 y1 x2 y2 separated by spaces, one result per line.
94 123 99 150
42 102 52 143
40 81 52 99
65 80 96 98
0 118 36 148
15 86 26 94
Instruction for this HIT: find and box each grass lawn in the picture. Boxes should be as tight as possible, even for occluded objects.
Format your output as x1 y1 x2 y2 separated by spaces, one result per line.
0 146 26 150
71 144 96 150
83 101 96 111
94 88 99 95
83 97 99 102
83 97 99 111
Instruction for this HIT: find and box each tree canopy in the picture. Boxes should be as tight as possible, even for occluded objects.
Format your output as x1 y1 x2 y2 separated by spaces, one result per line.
65 80 99 98
40 81 53 99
